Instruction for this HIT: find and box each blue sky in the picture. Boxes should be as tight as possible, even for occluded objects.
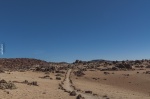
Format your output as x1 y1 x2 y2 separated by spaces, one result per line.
0 0 150 62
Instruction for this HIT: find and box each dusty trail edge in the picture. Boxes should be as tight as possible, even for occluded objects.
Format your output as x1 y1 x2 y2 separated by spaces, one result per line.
62 69 102 99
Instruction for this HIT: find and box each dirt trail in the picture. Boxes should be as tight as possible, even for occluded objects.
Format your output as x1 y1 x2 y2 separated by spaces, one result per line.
63 69 102 99
63 69 74 91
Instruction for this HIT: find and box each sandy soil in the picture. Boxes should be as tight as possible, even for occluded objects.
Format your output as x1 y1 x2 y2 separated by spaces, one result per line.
0 68 150 99
0 71 73 99
63 69 101 99
71 69 150 99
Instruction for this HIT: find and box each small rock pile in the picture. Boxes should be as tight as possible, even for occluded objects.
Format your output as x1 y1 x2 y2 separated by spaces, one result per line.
22 80 38 86
0 79 17 90
74 70 85 77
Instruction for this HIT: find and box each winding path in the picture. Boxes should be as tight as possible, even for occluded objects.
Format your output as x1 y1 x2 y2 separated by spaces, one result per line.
63 69 101 99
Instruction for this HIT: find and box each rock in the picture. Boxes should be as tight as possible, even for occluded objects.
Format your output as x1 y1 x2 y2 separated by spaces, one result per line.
56 77 61 80
85 91 92 94
40 75 50 79
93 93 98 96
31 81 38 86
0 58 50 70
116 63 132 69
0 79 7 83
146 71 150 74
23 80 28 84
70 91 76 96
112 67 119 71
55 74 63 77
103 95 108 98
27 81 38 86
55 70 65 74
45 72 50 74
19 70 25 72
74 70 85 77
42 92 46 94
7 91 9 94
146 65 150 68
76 94 82 99
0 69 4 73
0 80 17 90
104 72 110 75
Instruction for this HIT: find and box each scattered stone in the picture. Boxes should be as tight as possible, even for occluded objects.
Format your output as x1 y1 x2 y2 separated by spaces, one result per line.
76 89 81 92
0 69 4 73
146 71 150 74
70 91 76 96
122 74 130 76
116 63 132 69
7 91 9 94
55 74 63 77
146 65 150 68
104 72 110 75
76 94 84 99
39 75 50 79
103 95 108 98
93 93 98 96
30 81 38 86
19 70 25 72
74 70 85 77
23 80 28 84
85 91 92 94
92 77 99 80
112 67 119 71
23 80 38 86
42 92 46 94
45 72 50 74
56 77 61 80
55 70 65 74
0 79 17 90
0 79 7 83
4 90 10 94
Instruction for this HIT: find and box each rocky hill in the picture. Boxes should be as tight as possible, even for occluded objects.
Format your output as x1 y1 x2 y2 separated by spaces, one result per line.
0 58 49 70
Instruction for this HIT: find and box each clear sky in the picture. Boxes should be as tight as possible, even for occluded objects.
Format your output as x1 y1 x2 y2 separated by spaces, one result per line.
0 0 150 62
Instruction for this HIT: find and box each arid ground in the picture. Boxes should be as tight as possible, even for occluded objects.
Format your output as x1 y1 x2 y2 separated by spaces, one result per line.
0 58 150 99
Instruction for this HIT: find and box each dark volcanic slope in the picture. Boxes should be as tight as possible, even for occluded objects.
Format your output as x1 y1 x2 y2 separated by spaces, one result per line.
0 58 49 69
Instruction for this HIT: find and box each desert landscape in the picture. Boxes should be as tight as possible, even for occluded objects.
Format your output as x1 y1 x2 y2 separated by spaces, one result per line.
1 0 150 99
0 58 150 99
